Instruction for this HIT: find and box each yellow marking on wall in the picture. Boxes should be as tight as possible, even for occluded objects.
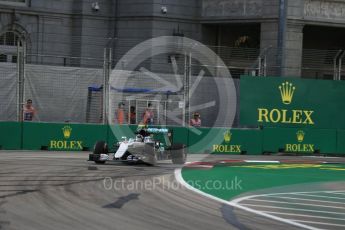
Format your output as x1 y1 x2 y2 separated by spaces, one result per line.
320 167 345 171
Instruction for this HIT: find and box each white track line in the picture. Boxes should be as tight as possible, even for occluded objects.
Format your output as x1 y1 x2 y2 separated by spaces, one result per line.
290 193 345 200
231 191 345 203
263 211 345 221
324 191 345 196
241 204 345 215
251 196 345 205
288 219 345 228
246 198 345 209
174 168 320 230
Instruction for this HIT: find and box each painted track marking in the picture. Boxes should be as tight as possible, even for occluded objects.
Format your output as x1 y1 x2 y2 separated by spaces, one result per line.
263 211 345 221
233 191 345 230
240 203 345 215
177 160 345 230
324 191 345 195
287 220 345 228
247 198 345 208
175 168 321 230
249 196 345 205
289 193 345 200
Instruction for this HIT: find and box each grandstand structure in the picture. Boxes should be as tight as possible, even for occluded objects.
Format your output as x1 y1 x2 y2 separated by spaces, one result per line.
0 1 345 77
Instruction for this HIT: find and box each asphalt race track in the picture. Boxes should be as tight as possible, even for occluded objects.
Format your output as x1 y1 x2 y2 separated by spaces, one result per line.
0 151 344 230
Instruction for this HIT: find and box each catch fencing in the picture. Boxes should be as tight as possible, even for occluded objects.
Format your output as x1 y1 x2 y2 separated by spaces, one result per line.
1 38 344 127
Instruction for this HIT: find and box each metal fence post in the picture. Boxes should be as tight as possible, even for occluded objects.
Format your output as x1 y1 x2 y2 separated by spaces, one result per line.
16 39 26 149
258 57 262 76
16 42 20 121
333 50 342 80
278 0 287 77
107 48 112 123
263 54 267 77
17 40 26 122
338 51 345 81
102 48 111 124
183 52 187 127
338 59 342 81
183 51 191 127
249 46 270 77
102 48 106 124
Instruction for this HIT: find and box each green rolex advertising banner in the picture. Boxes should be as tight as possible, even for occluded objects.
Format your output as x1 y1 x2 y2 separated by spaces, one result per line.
240 76 345 129
263 128 337 154
188 128 262 154
22 122 107 151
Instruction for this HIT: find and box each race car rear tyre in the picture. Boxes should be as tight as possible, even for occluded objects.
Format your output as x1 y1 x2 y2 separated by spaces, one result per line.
170 143 187 164
93 141 108 164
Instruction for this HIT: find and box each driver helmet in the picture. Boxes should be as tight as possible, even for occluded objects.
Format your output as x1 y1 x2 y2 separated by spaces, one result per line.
135 134 143 142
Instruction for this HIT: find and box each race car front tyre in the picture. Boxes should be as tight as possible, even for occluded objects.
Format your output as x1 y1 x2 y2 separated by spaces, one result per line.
170 143 187 164
93 141 108 154
88 154 106 164
93 141 108 164
95 160 105 164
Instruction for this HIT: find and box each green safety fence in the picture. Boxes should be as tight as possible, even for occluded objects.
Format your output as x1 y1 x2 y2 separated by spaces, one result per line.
336 130 345 155
0 122 262 154
0 122 21 150
0 122 192 151
0 121 344 155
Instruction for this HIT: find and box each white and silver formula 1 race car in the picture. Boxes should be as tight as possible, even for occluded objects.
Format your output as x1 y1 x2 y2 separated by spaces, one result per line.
88 127 187 165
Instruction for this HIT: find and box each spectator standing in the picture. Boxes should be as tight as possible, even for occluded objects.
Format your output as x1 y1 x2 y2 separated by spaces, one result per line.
143 103 154 125
23 99 36 121
129 106 136 124
190 112 201 127
116 102 125 124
